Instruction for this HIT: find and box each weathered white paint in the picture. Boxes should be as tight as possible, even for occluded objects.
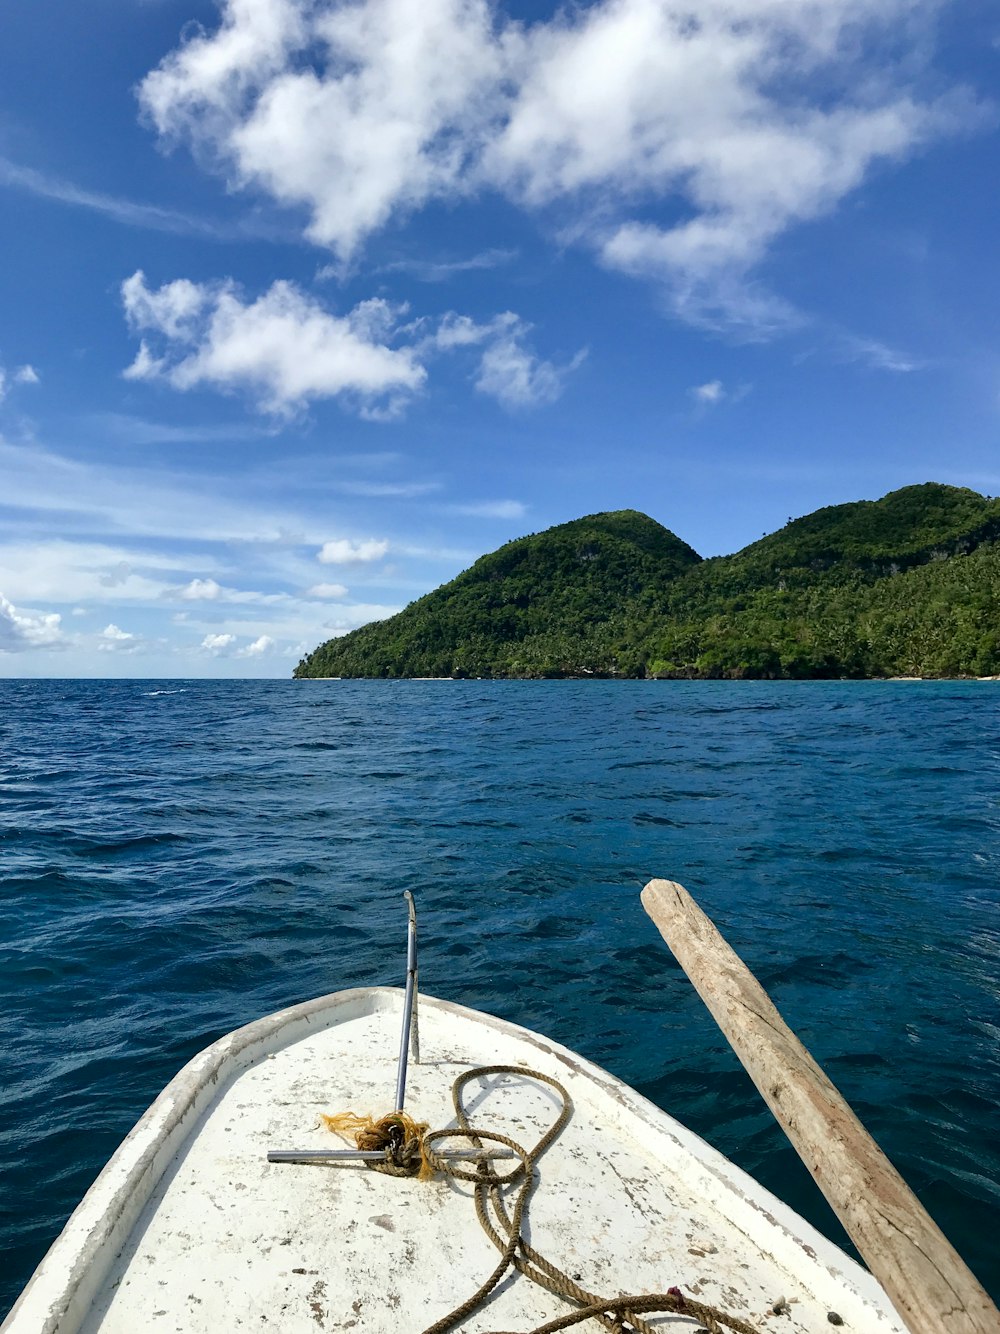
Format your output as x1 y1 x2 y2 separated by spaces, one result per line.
4 989 906 1333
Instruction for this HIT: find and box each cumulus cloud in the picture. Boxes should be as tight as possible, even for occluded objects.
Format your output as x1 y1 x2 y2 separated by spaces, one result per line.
0 593 62 652
307 582 349 598
140 0 502 258
202 631 236 653
121 272 577 415
318 537 389 565
137 0 982 332
177 577 223 600
238 634 275 656
122 271 426 416
98 623 138 652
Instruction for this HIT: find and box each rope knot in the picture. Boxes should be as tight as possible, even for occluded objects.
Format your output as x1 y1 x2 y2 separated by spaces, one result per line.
321 1110 431 1178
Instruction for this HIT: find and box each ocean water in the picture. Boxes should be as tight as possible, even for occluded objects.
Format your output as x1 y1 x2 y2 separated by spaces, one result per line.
1 678 998 1319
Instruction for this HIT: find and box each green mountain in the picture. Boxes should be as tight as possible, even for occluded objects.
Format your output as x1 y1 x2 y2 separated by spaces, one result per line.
294 484 1000 680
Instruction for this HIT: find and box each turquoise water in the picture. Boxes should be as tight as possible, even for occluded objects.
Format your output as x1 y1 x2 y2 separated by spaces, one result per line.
1 679 998 1316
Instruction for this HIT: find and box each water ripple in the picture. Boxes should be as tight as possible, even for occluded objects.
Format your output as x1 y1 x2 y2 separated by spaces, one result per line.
0 678 998 1314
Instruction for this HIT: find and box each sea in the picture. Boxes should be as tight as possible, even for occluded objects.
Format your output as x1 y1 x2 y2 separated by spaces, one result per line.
1 678 998 1318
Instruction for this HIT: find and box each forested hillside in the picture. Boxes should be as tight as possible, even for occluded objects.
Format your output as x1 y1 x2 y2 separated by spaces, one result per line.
294 485 1000 679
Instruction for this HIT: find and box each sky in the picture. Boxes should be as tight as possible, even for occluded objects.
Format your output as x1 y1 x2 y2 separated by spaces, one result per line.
0 0 998 678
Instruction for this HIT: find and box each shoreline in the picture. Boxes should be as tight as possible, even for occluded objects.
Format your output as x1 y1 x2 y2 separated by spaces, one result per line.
294 674 1000 683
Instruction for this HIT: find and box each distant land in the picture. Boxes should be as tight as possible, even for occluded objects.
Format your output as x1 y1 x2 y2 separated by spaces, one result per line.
294 484 1000 680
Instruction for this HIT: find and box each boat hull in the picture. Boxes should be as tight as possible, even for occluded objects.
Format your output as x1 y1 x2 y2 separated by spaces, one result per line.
3 988 905 1333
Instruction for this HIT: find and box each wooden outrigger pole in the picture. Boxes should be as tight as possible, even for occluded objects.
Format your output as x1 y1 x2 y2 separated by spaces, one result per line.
641 879 1000 1334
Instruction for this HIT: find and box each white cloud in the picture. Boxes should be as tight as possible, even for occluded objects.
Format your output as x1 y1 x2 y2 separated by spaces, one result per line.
0 435 324 546
95 412 274 446
321 602 402 631
836 334 923 373
122 272 426 416
177 577 223 600
335 479 440 498
122 271 208 339
140 0 502 258
202 631 237 653
376 248 518 282
98 623 139 652
0 361 38 403
689 379 752 406
429 311 584 407
0 153 271 240
475 326 582 409
164 575 290 605
0 593 62 652
307 582 349 598
122 272 575 415
450 500 526 519
137 0 982 333
238 634 275 656
318 537 389 565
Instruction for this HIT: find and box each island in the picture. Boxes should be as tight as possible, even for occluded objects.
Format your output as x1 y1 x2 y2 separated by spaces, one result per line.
294 483 1000 680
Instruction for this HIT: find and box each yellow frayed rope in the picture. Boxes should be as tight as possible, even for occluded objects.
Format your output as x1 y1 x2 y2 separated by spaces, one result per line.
321 1109 434 1180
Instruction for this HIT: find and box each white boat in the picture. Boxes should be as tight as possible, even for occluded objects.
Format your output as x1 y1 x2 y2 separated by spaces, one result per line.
1 985 900 1334
3 883 995 1334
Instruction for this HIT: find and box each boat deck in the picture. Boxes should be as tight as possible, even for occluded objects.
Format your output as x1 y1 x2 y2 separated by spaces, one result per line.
5 989 905 1333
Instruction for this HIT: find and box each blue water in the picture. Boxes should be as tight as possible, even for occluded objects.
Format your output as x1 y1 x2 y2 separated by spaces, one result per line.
1 679 998 1317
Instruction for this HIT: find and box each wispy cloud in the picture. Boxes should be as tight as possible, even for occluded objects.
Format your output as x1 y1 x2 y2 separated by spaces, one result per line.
0 154 276 241
836 334 924 373
0 359 40 404
0 434 321 545
688 380 751 407
335 480 441 498
94 413 275 446
375 249 518 282
448 500 527 519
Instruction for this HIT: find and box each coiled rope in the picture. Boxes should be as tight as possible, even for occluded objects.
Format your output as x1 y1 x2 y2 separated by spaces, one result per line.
324 1065 758 1334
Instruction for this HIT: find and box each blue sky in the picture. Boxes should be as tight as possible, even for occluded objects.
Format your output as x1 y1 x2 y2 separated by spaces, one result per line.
0 0 997 677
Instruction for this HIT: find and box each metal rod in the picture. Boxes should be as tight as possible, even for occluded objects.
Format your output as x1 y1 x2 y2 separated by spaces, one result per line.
394 890 419 1112
267 1148 515 1164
